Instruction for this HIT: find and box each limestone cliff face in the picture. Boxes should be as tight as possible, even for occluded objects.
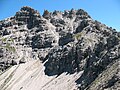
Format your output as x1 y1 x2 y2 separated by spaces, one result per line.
0 6 119 90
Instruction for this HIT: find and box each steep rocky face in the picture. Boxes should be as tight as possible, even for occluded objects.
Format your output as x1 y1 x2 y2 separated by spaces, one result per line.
15 6 41 29
0 6 119 90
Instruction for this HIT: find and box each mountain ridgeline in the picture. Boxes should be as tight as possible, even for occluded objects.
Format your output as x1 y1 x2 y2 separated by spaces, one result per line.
0 6 119 90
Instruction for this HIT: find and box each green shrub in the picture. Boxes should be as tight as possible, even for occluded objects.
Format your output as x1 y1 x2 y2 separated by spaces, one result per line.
74 32 82 40
2 38 7 42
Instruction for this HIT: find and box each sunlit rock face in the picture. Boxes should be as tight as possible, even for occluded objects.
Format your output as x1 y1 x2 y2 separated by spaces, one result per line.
0 6 119 90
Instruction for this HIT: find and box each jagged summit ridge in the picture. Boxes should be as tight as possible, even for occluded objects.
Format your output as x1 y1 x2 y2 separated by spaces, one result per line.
0 6 119 90
42 8 91 19
15 6 91 28
15 6 41 29
20 6 40 14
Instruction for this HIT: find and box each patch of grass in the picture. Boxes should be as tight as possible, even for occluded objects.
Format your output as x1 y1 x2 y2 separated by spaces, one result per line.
1 37 14 43
0 44 16 52
0 37 16 52
4 44 16 52
74 32 83 40
2 38 7 42
10 38 14 42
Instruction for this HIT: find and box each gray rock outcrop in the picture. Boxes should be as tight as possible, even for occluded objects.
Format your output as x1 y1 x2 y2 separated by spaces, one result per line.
0 6 119 90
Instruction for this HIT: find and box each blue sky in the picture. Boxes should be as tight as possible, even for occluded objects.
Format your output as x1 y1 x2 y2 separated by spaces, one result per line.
0 0 120 31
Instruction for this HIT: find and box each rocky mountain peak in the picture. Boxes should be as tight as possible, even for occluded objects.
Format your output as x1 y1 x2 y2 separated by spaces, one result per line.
0 6 119 90
20 6 39 14
43 10 51 19
15 6 41 29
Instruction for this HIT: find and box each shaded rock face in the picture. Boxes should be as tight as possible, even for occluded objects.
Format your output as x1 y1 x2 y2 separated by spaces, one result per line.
59 33 74 46
0 49 3 58
106 35 119 49
43 10 51 19
3 29 10 36
0 47 17 72
0 6 120 90
31 34 53 49
75 20 89 33
44 46 79 76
